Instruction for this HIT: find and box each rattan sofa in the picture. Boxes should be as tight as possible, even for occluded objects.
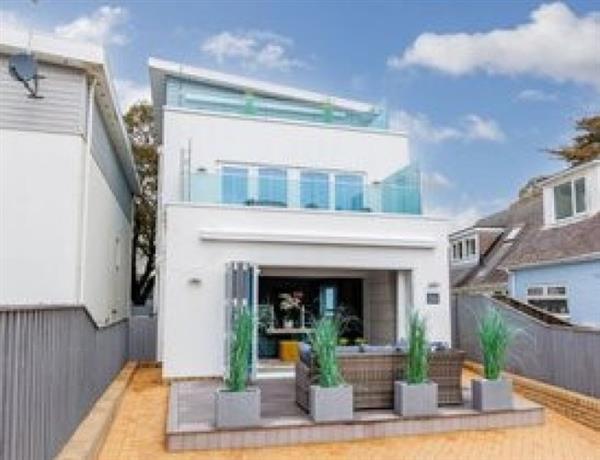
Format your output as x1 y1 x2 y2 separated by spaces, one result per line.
295 346 466 411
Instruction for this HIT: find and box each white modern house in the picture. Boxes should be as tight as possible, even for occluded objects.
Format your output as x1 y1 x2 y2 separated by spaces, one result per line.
0 28 139 326
149 58 450 379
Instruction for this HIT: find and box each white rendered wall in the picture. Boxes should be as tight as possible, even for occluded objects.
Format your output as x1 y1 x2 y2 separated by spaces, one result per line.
0 130 82 305
0 128 132 326
81 157 132 325
159 204 450 378
161 108 410 202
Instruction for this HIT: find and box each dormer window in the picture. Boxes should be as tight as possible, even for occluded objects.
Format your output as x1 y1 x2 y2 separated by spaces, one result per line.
553 177 586 221
451 236 477 264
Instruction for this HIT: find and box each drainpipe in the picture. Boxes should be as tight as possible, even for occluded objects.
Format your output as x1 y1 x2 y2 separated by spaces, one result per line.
77 77 97 305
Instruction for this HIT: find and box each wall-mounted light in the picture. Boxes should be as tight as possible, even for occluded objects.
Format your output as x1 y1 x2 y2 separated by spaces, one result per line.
189 277 202 286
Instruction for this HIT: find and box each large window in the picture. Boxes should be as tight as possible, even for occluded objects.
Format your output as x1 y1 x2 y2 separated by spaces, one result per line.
335 174 364 210
554 177 586 221
221 166 248 204
258 167 287 206
300 171 329 209
527 284 569 315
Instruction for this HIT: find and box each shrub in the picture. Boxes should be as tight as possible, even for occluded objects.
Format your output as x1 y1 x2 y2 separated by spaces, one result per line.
478 308 512 380
406 311 429 384
226 307 253 392
310 317 343 388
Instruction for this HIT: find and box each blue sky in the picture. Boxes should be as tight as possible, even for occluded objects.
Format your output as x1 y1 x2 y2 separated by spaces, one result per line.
2 0 599 227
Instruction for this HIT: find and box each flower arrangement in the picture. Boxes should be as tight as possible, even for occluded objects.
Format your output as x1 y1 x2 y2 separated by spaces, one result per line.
278 292 302 327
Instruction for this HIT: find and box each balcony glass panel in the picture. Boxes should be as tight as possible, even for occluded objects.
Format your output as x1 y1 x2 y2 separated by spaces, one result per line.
187 167 422 215
300 172 329 209
335 174 364 210
258 168 287 206
221 167 248 204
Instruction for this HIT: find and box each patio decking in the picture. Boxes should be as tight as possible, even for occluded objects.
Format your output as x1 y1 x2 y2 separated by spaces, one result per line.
166 377 544 451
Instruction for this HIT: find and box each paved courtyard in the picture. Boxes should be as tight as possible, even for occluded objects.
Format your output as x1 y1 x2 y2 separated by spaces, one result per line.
99 367 600 460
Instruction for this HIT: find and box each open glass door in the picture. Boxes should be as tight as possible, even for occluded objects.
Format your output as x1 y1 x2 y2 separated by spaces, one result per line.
224 261 259 382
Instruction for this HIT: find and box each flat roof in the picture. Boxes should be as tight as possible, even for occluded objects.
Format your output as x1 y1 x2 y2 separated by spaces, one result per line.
149 57 379 140
0 27 140 194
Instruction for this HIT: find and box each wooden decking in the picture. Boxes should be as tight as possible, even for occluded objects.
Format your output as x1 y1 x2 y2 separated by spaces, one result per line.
166 377 544 451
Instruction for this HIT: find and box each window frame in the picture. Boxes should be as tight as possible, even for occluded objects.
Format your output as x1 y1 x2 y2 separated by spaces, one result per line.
553 177 587 222
526 284 569 315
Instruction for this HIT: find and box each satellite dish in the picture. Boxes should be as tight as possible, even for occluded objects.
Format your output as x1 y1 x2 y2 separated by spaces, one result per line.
8 52 44 99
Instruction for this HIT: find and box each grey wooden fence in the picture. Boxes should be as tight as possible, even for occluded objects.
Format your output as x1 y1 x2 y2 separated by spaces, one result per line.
0 306 128 460
452 293 600 398
129 315 157 361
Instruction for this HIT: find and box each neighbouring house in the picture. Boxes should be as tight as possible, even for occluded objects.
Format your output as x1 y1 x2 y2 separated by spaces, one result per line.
450 159 600 327
149 58 451 379
0 28 138 460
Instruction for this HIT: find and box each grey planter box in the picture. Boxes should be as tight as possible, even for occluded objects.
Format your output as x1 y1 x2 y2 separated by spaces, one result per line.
215 387 261 428
310 385 353 423
471 378 513 412
394 381 438 417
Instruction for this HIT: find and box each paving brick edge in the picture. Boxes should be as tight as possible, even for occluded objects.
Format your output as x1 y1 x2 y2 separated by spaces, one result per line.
464 360 600 431
56 361 138 460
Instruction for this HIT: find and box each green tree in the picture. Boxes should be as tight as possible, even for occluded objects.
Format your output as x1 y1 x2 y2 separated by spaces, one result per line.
124 102 157 305
549 115 600 165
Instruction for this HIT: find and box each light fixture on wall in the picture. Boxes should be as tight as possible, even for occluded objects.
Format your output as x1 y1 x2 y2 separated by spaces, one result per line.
189 277 202 285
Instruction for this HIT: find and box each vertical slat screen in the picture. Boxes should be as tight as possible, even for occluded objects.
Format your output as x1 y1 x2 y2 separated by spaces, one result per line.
0 307 128 460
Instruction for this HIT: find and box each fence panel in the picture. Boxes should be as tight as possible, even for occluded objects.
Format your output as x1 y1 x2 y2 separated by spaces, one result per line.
0 306 128 460
129 315 157 361
453 294 600 398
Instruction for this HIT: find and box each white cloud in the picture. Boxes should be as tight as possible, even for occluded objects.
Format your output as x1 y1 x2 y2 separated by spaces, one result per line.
54 6 128 45
114 79 150 113
516 88 558 102
201 30 305 71
422 171 454 189
390 110 505 143
390 111 461 143
461 114 505 142
388 2 600 90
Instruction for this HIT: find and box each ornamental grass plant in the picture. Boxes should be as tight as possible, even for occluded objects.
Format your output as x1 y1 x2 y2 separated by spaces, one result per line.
478 308 513 380
225 307 253 392
310 317 344 388
406 311 429 384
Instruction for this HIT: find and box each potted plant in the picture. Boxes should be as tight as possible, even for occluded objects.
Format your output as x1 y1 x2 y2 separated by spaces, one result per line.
309 317 353 422
215 307 261 428
472 308 514 411
394 311 438 417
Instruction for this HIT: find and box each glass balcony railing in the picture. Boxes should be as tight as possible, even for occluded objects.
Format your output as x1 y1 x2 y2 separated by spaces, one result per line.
181 172 422 215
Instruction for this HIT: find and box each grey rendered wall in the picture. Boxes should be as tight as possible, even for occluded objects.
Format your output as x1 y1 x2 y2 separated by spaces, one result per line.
0 54 86 134
0 306 128 460
453 293 600 398
129 315 157 361
91 100 133 219
365 271 397 344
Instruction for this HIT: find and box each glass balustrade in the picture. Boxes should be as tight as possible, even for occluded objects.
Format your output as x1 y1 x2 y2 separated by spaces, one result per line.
182 171 422 215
